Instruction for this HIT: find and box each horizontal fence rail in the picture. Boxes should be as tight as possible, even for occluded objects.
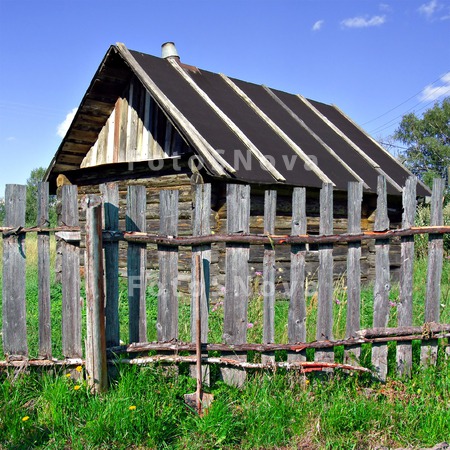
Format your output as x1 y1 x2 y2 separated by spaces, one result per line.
0 176 449 390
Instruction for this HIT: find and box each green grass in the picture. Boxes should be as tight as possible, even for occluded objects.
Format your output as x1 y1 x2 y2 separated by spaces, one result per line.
1 234 450 448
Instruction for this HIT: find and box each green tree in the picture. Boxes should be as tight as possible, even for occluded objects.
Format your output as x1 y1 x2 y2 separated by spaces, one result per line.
0 197 5 226
394 97 449 188
25 167 57 226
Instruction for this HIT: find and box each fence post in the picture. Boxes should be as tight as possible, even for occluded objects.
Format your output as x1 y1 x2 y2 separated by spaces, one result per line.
84 195 108 393
288 187 307 362
191 184 211 384
61 185 82 360
127 185 147 343
345 181 363 365
2 184 27 358
397 176 416 376
421 178 445 366
372 176 390 381
262 189 277 364
100 182 120 349
222 184 250 387
315 182 334 363
158 190 179 341
37 182 52 359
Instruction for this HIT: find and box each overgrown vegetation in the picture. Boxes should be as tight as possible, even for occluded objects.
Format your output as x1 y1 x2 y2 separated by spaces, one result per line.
0 233 449 448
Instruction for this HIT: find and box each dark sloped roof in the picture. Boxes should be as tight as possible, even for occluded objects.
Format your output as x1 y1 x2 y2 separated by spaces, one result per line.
45 43 430 196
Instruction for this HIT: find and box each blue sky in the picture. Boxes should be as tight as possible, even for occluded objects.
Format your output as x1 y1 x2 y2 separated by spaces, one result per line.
0 0 449 196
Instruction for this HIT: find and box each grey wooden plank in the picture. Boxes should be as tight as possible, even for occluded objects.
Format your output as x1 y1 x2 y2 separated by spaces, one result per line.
126 185 147 343
191 184 211 384
158 190 179 341
61 185 82 359
84 195 108 392
315 183 334 363
2 184 28 358
262 190 277 364
288 187 307 362
421 178 445 366
100 182 120 349
372 176 390 381
37 182 52 359
345 181 363 365
222 184 250 386
397 176 416 376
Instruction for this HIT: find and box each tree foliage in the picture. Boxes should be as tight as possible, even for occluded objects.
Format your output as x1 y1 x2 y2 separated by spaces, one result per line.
394 97 449 188
0 197 5 226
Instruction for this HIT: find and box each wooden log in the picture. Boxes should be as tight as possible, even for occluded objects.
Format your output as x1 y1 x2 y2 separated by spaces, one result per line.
288 188 307 362
100 226 450 246
345 182 363 365
357 323 450 338
315 183 334 363
372 176 390 381
100 183 120 348
2 185 28 358
262 190 277 364
222 184 250 387
127 185 147 343
190 184 211 384
61 185 82 359
158 190 179 341
37 182 52 359
83 195 108 393
397 177 416 376
421 178 445 366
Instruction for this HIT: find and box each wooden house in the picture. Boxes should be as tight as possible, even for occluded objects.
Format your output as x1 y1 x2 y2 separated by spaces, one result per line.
44 42 430 293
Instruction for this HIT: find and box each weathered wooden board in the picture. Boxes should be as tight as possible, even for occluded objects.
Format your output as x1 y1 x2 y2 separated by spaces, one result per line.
61 185 82 359
421 178 445 366
100 182 120 348
158 190 179 341
222 184 250 386
127 185 147 343
38 182 52 358
397 177 416 376
345 182 363 365
315 183 334 363
288 187 307 362
372 176 390 381
2 185 28 358
190 184 211 384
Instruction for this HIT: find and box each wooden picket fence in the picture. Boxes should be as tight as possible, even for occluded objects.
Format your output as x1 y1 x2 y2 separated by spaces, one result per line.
1 176 449 392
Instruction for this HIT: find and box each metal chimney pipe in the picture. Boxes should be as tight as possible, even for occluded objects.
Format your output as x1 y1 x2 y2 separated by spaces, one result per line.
161 42 180 60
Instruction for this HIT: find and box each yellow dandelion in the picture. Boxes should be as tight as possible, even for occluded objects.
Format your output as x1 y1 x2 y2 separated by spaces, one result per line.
75 365 83 373
66 373 71 378
22 416 30 422
129 405 137 411
305 379 310 385
74 385 81 391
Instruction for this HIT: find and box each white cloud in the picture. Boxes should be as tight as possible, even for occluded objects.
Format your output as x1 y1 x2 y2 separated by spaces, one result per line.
341 15 386 28
379 3 392 12
5 136 16 142
57 108 77 138
419 71 450 101
418 0 439 19
312 20 324 31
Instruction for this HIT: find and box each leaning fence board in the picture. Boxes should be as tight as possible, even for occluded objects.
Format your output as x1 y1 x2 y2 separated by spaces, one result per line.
262 190 277 364
127 185 147 343
345 181 363 365
222 184 250 386
397 176 416 376
372 176 390 381
190 184 211 384
315 183 334 363
2 184 28 358
288 188 307 362
84 195 108 393
37 182 52 359
100 182 120 348
421 178 445 366
61 185 82 359
158 190 179 341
